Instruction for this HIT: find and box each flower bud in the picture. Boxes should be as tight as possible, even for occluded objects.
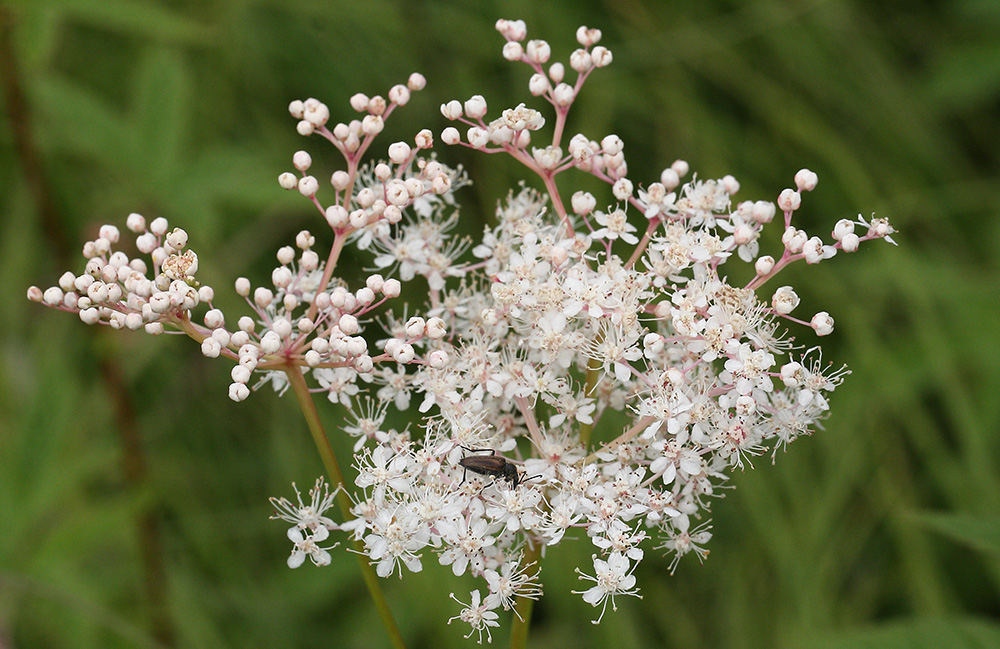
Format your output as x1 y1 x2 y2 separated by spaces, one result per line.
426 317 447 339
393 343 415 363
260 331 282 353
388 141 411 164
464 95 488 120
528 73 549 96
229 382 249 402
771 286 800 315
298 176 319 197
339 314 360 335
405 316 426 338
591 45 612 67
576 26 602 46
571 191 596 215
777 188 801 212
202 338 222 358
794 168 819 191
440 100 463 120
429 349 449 368
502 41 523 61
755 255 775 276
126 213 146 232
205 309 225 329
721 174 740 195
526 39 551 64
810 312 835 336
612 178 633 200
382 279 401 297
331 170 351 191
254 287 273 308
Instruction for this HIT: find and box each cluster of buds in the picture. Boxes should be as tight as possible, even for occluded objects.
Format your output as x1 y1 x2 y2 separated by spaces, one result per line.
32 17 896 644
28 214 212 334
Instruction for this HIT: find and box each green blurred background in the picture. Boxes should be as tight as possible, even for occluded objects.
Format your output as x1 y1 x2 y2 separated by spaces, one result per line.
2 0 998 647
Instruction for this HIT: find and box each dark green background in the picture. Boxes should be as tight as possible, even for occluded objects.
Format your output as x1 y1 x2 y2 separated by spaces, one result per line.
2 0 998 647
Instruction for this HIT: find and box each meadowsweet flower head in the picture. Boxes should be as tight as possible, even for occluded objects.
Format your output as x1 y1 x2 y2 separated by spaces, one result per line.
30 16 898 642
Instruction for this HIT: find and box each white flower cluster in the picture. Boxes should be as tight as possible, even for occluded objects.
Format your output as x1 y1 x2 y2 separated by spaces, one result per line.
30 17 897 643
27 214 214 334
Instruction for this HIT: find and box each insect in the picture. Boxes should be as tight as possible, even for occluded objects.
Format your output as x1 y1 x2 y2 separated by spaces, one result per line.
458 447 539 489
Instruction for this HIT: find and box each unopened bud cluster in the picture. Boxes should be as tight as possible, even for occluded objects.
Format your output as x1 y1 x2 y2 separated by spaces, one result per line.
31 17 896 643
28 215 212 335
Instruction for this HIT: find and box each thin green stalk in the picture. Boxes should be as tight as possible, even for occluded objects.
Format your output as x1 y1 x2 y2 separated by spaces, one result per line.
508 542 542 649
578 356 602 448
285 364 407 649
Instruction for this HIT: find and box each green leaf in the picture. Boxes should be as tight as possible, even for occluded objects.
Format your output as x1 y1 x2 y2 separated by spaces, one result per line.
910 511 1000 555
8 0 212 44
131 47 191 185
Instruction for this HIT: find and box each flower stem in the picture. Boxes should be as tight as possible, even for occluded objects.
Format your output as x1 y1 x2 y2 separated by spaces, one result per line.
508 541 542 649
285 364 407 649
578 355 602 448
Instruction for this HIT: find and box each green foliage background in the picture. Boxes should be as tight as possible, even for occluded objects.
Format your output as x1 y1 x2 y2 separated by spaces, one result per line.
2 0 998 647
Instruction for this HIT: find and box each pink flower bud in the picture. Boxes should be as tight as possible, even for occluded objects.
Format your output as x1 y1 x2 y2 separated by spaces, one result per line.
794 168 819 191
429 349 449 368
298 176 319 197
405 316 426 338
415 129 433 149
528 73 549 96
260 331 281 353
440 100 463 120
292 150 312 171
464 95 488 119
426 317 447 339
202 338 221 358
388 84 410 106
721 174 740 195
755 255 775 276
612 178 633 200
576 25 602 46
333 313 360 338
407 73 426 91
569 49 592 72
382 279 401 297
393 343 415 363
810 312 835 336
254 287 273 308
771 286 800 314
388 142 411 164
777 188 801 212
591 46 612 67
502 41 523 61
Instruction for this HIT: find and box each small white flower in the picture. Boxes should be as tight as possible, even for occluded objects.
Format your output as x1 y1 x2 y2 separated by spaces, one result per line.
573 552 642 623
448 590 500 644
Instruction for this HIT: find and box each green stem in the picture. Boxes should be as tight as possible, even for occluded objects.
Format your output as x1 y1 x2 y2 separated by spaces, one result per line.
508 542 542 649
578 356 602 448
285 364 407 649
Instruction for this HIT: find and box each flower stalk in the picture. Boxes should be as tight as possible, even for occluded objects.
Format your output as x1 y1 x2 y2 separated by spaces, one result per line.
285 363 407 649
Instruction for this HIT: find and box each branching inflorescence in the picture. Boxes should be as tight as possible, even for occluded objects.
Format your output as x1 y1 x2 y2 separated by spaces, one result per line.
29 18 896 644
